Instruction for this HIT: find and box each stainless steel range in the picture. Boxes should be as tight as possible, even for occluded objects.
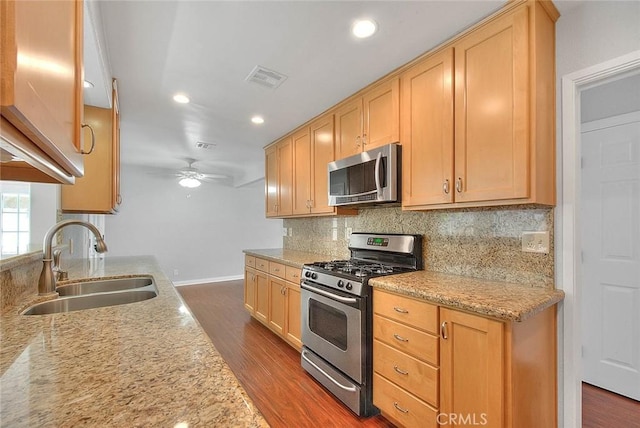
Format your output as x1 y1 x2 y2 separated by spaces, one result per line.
300 233 422 416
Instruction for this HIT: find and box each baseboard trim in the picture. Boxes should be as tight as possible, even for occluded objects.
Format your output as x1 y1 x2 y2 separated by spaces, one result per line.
173 275 244 287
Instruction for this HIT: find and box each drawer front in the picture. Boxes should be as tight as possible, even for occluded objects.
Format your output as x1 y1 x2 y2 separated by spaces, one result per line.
374 339 438 407
245 255 256 269
374 373 437 428
269 261 286 278
285 265 301 284
374 289 438 334
374 314 438 365
255 258 269 272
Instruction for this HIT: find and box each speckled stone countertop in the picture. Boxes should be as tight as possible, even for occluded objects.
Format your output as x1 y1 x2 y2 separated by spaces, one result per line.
369 271 564 322
0 256 268 427
243 248 327 268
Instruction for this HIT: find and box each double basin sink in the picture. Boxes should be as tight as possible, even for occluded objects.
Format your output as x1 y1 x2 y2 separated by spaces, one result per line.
22 276 158 315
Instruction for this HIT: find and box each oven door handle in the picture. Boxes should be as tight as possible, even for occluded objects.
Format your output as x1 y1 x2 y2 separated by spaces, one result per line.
301 283 358 304
302 350 357 392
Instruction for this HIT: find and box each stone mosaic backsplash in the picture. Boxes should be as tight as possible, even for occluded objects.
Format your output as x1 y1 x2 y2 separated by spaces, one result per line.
283 205 554 287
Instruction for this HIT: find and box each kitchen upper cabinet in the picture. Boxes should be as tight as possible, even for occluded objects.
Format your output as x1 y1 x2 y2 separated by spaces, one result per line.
265 137 292 217
61 80 121 213
335 78 399 160
0 0 84 184
401 48 454 208
402 1 557 210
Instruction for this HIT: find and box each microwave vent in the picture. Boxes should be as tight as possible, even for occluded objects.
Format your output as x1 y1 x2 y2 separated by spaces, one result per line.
245 65 288 89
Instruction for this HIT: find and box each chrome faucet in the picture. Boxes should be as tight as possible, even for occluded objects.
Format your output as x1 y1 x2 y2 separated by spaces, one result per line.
38 220 108 296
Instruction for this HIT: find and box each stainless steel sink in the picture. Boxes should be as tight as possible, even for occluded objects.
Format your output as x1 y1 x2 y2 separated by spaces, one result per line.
56 276 154 296
22 277 158 315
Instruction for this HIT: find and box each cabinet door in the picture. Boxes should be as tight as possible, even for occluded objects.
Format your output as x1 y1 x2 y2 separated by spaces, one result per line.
265 145 279 217
334 99 362 159
454 7 529 203
440 308 504 427
285 282 302 350
363 78 399 151
243 267 256 314
255 271 269 324
401 49 454 208
292 128 312 215
278 138 293 216
0 0 83 177
310 114 335 214
269 277 286 335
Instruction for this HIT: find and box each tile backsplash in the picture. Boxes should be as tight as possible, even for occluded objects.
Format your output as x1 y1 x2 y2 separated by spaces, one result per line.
284 205 554 287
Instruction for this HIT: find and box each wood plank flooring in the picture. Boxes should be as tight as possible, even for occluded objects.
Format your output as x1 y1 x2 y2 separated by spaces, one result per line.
178 281 393 428
582 382 640 428
178 281 640 428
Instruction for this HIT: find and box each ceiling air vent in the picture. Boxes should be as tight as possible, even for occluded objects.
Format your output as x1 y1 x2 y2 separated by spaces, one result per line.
195 141 216 150
245 65 288 89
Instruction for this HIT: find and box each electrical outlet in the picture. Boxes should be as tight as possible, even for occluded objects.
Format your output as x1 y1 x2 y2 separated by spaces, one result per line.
282 227 288 237
345 227 353 240
521 231 550 254
288 228 293 237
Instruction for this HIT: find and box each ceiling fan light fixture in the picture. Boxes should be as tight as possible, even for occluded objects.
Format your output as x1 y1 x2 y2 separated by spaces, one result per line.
179 177 201 188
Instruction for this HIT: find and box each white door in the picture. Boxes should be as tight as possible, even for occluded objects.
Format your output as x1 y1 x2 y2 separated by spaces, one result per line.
581 111 640 401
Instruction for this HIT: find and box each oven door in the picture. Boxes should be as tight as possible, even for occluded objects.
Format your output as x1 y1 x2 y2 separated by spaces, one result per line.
301 281 364 383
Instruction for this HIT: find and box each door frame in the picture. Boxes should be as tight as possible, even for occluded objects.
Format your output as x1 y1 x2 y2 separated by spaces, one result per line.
559 49 640 428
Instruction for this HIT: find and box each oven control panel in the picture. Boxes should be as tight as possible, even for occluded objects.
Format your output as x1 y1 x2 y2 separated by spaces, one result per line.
366 237 389 247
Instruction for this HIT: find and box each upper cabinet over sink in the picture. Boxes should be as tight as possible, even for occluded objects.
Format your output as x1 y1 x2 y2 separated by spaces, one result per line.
0 0 85 184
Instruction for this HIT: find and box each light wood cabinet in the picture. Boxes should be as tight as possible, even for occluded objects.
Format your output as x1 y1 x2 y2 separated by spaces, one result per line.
243 255 302 350
335 78 399 160
62 80 122 213
265 138 292 217
373 288 558 428
0 0 84 184
402 1 558 210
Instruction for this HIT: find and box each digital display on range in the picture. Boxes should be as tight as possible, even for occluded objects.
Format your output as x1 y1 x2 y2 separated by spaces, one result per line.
367 237 389 247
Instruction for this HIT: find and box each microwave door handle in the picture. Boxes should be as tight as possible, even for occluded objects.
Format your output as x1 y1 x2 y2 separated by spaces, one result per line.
375 151 383 198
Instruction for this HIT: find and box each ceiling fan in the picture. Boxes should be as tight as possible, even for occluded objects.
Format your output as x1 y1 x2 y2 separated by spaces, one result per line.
174 158 229 188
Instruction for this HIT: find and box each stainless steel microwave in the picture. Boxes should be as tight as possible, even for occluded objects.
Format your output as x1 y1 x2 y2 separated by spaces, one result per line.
327 143 399 206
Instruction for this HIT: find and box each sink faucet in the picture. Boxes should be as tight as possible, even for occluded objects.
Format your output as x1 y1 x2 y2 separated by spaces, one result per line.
38 220 108 296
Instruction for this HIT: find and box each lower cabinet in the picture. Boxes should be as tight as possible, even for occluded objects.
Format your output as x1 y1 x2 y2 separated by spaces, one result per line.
373 289 557 428
243 255 302 350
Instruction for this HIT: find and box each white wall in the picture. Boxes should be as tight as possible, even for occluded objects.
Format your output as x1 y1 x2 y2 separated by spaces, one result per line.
555 2 640 426
104 165 282 283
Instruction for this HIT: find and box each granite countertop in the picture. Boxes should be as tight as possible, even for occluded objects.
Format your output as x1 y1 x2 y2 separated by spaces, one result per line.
0 256 268 427
244 248 564 323
243 248 328 268
369 270 564 322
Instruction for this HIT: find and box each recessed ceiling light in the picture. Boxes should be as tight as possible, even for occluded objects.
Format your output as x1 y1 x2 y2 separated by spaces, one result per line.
352 19 377 38
173 93 190 104
251 116 265 125
83 80 94 88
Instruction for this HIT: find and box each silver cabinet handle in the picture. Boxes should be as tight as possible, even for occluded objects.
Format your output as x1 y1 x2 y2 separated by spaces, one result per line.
81 124 96 155
443 179 450 194
355 135 361 149
393 333 409 342
441 321 448 340
393 306 408 314
393 365 409 376
273 268 280 272
456 177 463 193
362 133 367 146
393 402 409 414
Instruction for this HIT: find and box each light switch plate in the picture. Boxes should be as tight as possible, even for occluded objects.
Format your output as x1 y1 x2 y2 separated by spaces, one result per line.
521 231 550 254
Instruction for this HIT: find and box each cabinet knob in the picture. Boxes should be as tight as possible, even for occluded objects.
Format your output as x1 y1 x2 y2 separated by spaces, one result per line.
443 179 450 194
441 321 448 340
456 177 463 193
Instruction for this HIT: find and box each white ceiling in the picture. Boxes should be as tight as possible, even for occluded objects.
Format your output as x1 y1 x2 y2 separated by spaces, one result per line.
85 1 528 186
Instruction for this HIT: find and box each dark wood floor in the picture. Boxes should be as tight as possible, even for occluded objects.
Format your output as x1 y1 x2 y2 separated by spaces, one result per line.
582 382 640 428
178 281 640 428
178 280 393 428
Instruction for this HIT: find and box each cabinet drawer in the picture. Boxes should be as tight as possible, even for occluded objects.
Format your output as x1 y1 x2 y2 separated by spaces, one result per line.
374 339 438 407
374 314 438 365
374 290 438 334
245 255 256 269
255 258 269 272
374 373 437 428
269 261 286 278
285 265 301 284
